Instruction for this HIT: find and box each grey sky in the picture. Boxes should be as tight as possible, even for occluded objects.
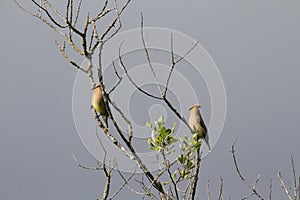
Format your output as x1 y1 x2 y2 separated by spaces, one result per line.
1 0 299 199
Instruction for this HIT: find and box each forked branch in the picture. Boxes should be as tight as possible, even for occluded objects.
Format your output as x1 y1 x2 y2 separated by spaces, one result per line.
231 141 264 200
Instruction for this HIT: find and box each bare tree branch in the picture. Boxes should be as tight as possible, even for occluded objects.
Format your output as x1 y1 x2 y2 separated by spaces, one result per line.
298 176 300 200
95 129 117 200
278 172 293 200
161 150 179 199
73 131 114 200
94 0 109 20
14 0 84 55
291 155 297 200
72 155 102 170
108 61 122 95
32 0 67 28
218 177 224 200
188 150 202 200
231 141 264 200
109 167 137 199
269 179 272 200
17 1 297 200
164 35 199 98
206 180 211 200
135 175 158 200
109 100 133 142
73 0 83 26
118 43 163 100
55 40 87 72
44 0 67 24
241 193 255 200
101 0 131 43
140 13 163 96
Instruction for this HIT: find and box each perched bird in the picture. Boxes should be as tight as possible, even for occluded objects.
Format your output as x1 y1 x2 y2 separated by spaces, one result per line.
92 84 108 128
188 104 211 151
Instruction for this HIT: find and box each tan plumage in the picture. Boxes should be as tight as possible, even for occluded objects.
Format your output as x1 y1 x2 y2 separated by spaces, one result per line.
92 84 108 127
188 104 211 151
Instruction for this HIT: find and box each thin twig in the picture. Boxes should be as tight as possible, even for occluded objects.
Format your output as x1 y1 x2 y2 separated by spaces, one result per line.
108 61 123 95
72 155 102 170
118 42 163 100
188 150 202 200
135 176 158 200
94 0 109 21
109 100 133 142
100 0 131 42
44 0 66 23
291 156 297 200
74 0 83 26
164 36 199 97
55 40 87 73
269 179 272 200
241 193 255 200
140 13 163 97
14 0 84 55
109 167 138 199
116 169 145 197
206 180 211 200
298 176 300 200
231 141 264 200
32 0 67 28
81 14 90 56
95 130 113 200
161 150 179 199
164 33 175 97
278 172 293 200
218 177 224 200
174 40 200 64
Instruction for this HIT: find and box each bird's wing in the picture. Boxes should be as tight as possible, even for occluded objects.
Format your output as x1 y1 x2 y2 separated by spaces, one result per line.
199 115 207 132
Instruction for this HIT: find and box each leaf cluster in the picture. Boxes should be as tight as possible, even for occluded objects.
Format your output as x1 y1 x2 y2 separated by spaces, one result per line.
146 116 177 153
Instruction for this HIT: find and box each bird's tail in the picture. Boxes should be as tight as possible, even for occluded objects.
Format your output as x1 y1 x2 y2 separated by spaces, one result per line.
205 134 211 152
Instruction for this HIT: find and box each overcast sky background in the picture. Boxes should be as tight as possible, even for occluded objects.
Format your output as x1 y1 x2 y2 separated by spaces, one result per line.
1 0 300 199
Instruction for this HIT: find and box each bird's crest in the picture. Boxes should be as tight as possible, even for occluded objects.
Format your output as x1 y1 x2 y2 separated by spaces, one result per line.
92 84 102 90
188 104 201 110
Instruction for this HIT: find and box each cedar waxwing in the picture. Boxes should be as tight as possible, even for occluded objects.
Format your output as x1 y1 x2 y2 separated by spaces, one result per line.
188 104 211 151
92 84 108 128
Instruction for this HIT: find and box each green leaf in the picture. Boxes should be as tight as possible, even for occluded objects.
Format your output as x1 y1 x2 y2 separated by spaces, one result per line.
183 155 188 163
146 116 178 152
145 121 152 128
155 135 162 145
158 116 164 124
151 146 160 151
171 123 176 132
172 171 177 180
180 169 186 178
160 127 167 139
182 170 191 179
177 154 184 164
193 141 202 152
166 129 172 136
147 138 155 148
187 159 194 169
